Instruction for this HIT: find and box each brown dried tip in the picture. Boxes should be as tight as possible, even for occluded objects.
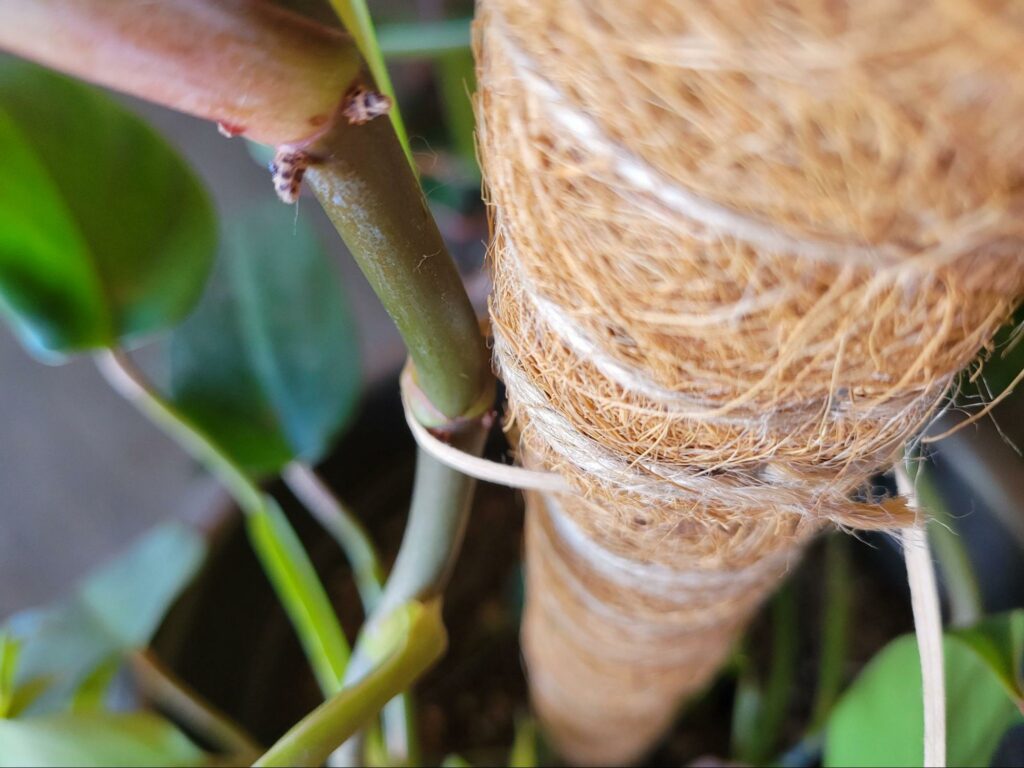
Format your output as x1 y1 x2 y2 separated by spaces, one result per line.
269 148 311 204
341 84 392 126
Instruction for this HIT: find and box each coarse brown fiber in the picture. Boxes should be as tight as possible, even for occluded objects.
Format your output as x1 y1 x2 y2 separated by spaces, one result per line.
474 0 1024 763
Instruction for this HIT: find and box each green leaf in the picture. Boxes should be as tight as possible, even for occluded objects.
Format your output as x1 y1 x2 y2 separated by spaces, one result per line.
825 633 1024 767
5 523 206 714
377 19 472 59
166 203 361 477
437 49 479 176
246 498 350 695
68 658 120 715
0 633 19 718
0 711 205 767
509 716 539 768
951 610 1024 705
327 0 413 168
0 59 215 358
77 522 206 649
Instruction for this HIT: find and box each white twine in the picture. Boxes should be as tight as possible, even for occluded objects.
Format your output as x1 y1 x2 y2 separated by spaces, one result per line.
896 468 948 768
401 383 571 494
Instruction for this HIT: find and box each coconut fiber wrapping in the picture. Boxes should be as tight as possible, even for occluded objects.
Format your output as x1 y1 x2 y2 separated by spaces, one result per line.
475 0 1024 763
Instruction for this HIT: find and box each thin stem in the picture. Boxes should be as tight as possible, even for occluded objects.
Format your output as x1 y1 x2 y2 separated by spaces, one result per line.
96 349 350 696
95 349 260 512
810 535 851 733
283 463 384 613
283 463 419 762
735 583 799 765
255 599 446 768
129 650 262 763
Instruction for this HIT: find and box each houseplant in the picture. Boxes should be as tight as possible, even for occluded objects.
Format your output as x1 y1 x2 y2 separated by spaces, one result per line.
1 1 1023 766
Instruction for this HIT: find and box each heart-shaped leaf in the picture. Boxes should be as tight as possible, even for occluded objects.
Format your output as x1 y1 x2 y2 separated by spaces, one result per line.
951 610 1024 707
0 711 205 767
165 202 361 476
825 630 1024 767
0 59 215 358
4 522 206 715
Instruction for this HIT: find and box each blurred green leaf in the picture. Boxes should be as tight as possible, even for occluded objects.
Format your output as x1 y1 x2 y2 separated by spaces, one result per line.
69 658 120 715
0 633 19 719
951 610 1024 705
5 523 205 714
509 716 538 768
0 60 215 358
0 711 205 767
825 632 1024 767
959 304 1024 402
377 19 472 59
247 497 349 695
438 49 479 176
166 203 360 477
732 584 797 764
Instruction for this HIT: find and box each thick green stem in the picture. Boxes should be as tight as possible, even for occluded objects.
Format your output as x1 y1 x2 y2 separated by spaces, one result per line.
343 431 485 685
255 600 446 768
305 114 493 422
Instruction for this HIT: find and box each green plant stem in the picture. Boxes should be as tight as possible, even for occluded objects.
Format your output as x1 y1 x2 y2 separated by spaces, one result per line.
905 456 984 627
129 650 262 763
735 583 799 765
282 463 419 763
325 0 412 167
304 114 493 422
283 463 384 612
810 535 852 733
333 433 485 764
95 349 350 696
254 599 446 768
304 112 493 764
347 440 485 667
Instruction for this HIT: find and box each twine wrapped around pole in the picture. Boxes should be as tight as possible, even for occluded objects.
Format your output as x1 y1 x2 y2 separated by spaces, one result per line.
475 0 1024 763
